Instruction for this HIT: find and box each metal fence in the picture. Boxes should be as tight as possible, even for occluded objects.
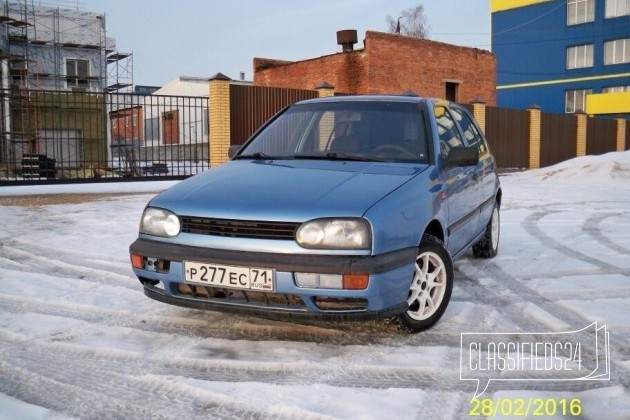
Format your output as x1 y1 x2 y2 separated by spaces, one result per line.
586 117 617 156
0 89 209 183
540 112 578 168
485 106 530 170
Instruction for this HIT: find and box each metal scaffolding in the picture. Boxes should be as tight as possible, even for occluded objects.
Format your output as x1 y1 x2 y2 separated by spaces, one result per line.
0 0 133 176
0 0 133 91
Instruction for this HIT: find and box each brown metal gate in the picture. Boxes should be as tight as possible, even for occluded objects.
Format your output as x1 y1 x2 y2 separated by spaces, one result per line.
230 84 318 145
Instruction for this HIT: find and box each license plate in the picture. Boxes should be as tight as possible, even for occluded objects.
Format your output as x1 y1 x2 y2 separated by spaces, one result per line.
183 261 274 291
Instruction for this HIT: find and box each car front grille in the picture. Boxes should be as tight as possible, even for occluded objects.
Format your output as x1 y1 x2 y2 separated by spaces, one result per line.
176 283 306 310
180 217 299 240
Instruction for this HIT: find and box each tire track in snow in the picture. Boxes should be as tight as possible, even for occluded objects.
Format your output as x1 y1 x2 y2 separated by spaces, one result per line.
0 358 286 420
522 211 623 272
453 267 550 333
0 330 607 400
0 329 460 391
582 212 630 256
0 292 391 346
11 236 133 277
471 261 630 385
0 240 138 291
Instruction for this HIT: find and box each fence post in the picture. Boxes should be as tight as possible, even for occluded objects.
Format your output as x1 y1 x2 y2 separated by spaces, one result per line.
315 81 335 97
527 105 541 169
575 112 587 157
616 118 627 151
208 73 231 167
471 99 486 134
315 82 335 148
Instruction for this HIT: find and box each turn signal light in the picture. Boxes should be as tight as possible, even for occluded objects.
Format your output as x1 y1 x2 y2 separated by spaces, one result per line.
130 253 144 269
343 274 369 290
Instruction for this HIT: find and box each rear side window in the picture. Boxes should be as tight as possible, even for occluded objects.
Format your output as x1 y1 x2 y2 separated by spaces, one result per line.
451 107 488 155
434 106 465 160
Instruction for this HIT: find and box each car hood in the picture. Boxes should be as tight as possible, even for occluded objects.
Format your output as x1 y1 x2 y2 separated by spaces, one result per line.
150 159 428 221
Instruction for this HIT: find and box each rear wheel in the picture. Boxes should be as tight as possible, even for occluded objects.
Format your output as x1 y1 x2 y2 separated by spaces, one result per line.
473 203 500 258
396 234 453 333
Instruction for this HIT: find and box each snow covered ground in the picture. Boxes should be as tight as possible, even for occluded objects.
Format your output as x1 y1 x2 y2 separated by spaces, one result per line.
1 152 629 419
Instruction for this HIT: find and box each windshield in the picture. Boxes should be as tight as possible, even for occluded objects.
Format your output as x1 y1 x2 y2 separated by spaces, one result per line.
237 101 429 163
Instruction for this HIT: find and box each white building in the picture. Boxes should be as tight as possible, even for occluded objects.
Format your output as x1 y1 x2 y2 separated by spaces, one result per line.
0 1 123 92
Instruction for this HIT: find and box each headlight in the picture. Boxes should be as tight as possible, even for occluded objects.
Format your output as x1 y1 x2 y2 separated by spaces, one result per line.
139 207 181 237
296 218 371 250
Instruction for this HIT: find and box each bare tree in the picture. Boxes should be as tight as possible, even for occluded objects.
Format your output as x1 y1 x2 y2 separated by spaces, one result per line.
387 5 429 39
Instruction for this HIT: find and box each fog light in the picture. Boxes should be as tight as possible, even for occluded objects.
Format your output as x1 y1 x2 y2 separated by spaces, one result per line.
295 273 318 288
131 253 144 269
319 274 343 289
343 274 369 290
295 273 342 289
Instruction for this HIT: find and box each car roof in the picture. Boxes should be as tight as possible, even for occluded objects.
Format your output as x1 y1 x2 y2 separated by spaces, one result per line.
295 95 435 106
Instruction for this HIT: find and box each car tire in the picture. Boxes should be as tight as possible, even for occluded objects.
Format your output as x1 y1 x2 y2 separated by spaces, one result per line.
396 234 453 333
472 203 500 259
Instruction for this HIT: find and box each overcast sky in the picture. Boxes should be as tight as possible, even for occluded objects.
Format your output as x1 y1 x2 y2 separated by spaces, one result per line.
79 0 491 87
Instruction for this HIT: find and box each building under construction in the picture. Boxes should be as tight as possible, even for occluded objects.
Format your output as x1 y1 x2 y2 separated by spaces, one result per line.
0 0 132 92
0 0 134 180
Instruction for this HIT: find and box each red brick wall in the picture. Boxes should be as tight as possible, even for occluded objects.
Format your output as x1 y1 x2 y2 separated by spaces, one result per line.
364 32 496 105
254 52 369 94
253 31 496 105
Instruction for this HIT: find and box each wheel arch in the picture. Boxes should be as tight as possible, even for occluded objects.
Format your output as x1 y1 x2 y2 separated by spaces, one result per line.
422 219 445 244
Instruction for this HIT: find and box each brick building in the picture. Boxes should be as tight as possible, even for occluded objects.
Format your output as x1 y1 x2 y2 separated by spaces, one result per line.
254 30 496 105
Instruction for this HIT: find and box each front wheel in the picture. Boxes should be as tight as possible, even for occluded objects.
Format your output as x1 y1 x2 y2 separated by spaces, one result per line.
396 234 454 333
472 203 500 258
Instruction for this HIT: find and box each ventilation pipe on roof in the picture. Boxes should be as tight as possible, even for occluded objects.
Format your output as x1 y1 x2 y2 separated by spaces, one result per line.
337 30 358 52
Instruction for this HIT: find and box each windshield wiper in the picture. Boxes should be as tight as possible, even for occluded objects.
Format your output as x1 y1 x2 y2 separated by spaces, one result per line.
235 152 275 160
293 152 386 162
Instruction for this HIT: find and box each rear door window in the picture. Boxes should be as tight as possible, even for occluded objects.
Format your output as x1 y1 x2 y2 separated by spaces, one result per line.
434 105 465 160
451 107 488 156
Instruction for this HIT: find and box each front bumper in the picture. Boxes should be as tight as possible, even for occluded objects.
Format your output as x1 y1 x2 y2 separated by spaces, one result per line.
129 238 416 320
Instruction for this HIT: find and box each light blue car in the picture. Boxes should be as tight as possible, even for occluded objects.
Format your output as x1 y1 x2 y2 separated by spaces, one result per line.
130 96 501 332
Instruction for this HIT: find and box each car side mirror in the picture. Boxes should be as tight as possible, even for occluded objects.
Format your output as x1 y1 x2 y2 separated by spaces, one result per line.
228 145 241 159
445 146 479 168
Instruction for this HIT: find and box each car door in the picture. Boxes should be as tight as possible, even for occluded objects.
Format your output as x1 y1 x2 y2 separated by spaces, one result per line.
434 104 479 255
451 106 497 234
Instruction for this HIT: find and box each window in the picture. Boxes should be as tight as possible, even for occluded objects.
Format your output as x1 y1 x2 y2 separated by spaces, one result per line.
565 89 592 113
604 39 630 65
566 44 594 69
434 106 465 160
567 0 595 25
605 0 630 17
603 86 630 93
451 108 488 156
144 117 160 142
65 59 89 88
